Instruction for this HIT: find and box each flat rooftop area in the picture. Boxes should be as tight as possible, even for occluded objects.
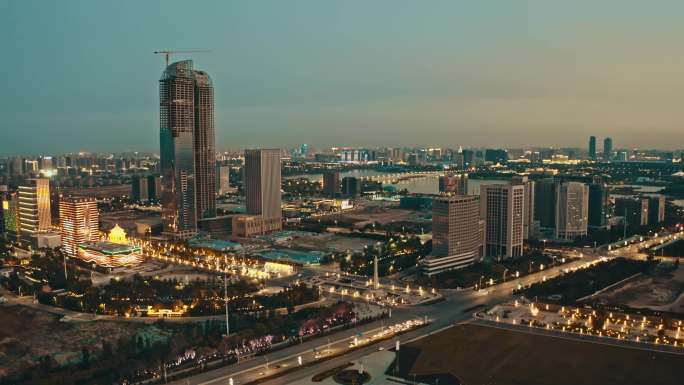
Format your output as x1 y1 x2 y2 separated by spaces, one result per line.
82 241 140 255
257 249 323 265
188 238 242 251
402 323 684 385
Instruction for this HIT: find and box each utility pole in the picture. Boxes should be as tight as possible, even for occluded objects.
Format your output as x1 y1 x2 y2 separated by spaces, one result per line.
224 254 230 337
624 207 628 240
63 253 68 281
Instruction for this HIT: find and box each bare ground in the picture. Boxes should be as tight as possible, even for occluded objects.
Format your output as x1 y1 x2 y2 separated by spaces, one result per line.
406 323 684 385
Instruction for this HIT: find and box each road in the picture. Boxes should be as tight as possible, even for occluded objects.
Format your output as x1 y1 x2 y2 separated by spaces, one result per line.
168 251 607 385
6 230 678 385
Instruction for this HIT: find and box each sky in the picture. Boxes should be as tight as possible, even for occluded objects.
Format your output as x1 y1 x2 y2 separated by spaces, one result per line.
2 0 684 155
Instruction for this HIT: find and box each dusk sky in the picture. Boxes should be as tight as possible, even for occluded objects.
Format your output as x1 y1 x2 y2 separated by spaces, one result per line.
2 0 684 155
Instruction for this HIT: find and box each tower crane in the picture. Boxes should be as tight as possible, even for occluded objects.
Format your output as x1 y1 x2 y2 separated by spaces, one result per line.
154 49 211 67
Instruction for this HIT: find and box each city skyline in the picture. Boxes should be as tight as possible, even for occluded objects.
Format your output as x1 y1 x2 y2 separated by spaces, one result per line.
2 2 684 385
3 1 684 154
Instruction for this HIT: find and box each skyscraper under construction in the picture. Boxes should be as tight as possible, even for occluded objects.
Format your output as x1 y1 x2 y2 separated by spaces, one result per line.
159 60 215 239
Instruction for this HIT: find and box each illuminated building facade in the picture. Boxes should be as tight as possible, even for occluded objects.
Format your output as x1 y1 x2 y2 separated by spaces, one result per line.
0 192 5 237
2 193 19 242
60 196 99 258
18 179 51 239
555 181 589 239
108 224 127 244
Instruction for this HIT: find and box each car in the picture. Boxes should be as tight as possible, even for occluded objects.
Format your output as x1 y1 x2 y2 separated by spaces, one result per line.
377 346 384 351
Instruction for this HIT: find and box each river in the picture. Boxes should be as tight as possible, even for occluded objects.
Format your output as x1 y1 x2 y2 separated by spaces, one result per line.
286 170 507 195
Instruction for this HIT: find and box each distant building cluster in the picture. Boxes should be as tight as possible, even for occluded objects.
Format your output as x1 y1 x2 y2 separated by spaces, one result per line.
0 65 679 285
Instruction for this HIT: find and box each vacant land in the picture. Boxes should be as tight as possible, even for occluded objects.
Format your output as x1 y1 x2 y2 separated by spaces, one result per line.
404 323 684 385
591 266 684 313
661 240 684 257
522 257 656 304
0 305 143 380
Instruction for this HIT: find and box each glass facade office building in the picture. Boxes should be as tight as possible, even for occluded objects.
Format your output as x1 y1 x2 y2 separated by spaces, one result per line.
159 60 215 239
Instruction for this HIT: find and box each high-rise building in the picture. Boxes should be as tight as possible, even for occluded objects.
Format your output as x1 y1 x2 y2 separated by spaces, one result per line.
512 176 535 239
131 176 149 202
17 179 51 238
480 184 525 258
485 149 508 164
159 60 215 238
322 171 340 198
147 175 162 201
59 196 99 258
555 181 589 239
2 192 19 241
244 149 282 232
647 196 666 225
9 157 23 177
300 143 309 157
461 149 475 168
534 178 557 229
192 68 216 219
438 173 468 195
0 192 5 237
24 160 38 174
603 137 613 160
423 195 484 275
40 156 54 172
615 197 649 228
389 148 404 163
589 136 597 160
341 177 361 197
216 165 231 196
588 177 608 228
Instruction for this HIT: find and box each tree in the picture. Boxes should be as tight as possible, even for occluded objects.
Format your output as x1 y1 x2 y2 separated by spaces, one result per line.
102 339 113 359
81 347 90 369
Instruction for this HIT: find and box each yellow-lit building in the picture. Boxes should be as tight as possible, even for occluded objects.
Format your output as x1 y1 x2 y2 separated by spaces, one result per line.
108 224 127 244
18 179 51 238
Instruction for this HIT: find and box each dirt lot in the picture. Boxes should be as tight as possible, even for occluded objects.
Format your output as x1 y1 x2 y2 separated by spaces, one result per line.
0 305 141 380
591 267 684 313
405 323 684 385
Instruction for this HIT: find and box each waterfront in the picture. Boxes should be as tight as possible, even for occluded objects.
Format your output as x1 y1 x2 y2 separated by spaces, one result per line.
286 169 507 195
